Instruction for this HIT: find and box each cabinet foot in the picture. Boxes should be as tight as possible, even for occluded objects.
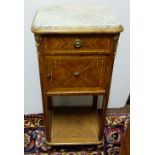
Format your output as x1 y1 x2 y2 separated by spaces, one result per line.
97 144 103 149
46 144 52 153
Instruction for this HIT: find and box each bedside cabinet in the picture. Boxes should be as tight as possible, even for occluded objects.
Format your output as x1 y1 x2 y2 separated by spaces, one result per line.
31 6 123 147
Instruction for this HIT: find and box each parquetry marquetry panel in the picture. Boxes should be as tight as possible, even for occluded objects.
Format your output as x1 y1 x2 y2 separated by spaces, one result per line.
50 107 100 144
45 55 112 90
43 34 114 52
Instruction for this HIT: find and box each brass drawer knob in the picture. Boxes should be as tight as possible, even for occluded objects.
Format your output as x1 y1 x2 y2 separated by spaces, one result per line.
73 71 80 76
74 39 82 48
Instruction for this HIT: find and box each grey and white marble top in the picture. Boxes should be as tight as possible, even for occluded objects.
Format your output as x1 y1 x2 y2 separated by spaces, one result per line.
32 5 123 33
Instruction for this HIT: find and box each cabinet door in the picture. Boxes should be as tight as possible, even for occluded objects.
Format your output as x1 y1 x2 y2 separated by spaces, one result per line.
44 55 113 92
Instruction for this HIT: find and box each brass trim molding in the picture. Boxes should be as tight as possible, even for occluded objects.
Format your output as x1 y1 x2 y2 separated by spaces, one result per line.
113 34 120 54
34 34 42 55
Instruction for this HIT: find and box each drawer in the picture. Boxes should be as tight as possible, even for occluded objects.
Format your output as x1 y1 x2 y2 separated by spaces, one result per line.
44 55 113 90
42 34 114 53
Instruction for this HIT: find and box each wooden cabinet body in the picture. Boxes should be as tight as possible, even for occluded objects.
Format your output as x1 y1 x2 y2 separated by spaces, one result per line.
32 6 123 146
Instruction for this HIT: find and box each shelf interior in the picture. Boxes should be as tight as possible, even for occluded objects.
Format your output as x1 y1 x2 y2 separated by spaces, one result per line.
47 107 101 145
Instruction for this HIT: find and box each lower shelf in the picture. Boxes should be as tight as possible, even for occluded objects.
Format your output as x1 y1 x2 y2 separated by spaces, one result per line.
46 107 102 145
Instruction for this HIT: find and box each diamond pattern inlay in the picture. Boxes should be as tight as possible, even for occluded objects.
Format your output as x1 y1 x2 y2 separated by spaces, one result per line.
45 56 110 89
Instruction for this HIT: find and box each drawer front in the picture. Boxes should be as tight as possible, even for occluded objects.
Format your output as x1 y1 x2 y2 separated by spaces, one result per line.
42 34 114 53
44 55 113 90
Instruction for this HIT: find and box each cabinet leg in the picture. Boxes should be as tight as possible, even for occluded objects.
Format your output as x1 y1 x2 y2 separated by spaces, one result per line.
92 95 98 109
43 95 51 142
48 96 53 110
98 93 109 140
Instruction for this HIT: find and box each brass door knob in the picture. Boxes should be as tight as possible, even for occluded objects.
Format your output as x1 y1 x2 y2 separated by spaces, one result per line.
74 39 82 48
73 71 80 76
